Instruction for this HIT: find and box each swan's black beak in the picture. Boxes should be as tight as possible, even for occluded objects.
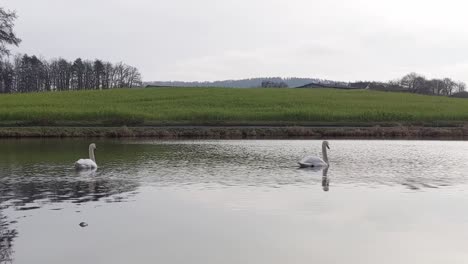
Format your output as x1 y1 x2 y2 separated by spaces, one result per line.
327 145 330 150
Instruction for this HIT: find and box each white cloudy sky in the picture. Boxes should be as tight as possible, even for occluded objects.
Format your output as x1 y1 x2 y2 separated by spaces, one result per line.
4 0 468 82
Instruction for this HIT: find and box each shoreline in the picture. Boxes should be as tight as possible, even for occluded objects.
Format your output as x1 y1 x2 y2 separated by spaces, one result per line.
0 125 467 139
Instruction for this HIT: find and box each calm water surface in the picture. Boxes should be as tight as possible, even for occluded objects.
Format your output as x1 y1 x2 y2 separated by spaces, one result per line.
1 139 468 264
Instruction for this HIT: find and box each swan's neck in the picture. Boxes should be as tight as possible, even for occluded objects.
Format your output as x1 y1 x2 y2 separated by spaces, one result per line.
89 147 96 162
322 144 329 165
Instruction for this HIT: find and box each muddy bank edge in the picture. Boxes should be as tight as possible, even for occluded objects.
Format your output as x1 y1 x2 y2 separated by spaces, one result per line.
0 126 468 139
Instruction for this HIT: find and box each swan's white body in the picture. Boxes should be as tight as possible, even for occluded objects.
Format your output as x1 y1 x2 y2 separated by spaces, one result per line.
75 159 97 169
75 143 97 170
299 141 330 168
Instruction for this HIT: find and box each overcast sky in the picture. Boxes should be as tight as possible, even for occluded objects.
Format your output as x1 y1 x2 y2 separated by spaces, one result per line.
4 0 468 83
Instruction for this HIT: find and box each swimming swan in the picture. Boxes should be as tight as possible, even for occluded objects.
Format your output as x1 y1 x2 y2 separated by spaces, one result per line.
298 141 330 168
74 143 97 170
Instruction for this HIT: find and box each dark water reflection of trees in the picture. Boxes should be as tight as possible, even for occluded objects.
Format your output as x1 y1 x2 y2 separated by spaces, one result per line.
0 212 16 264
0 175 139 209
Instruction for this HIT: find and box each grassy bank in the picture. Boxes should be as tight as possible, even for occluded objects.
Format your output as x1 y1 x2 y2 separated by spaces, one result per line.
0 126 467 139
1 87 468 126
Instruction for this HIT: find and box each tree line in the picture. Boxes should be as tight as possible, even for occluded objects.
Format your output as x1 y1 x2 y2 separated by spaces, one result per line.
260 80 288 88
350 73 466 96
0 55 142 93
397 73 465 96
0 7 142 93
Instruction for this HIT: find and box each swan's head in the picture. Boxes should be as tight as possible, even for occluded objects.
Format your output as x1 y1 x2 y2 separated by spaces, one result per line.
89 143 97 150
323 141 330 150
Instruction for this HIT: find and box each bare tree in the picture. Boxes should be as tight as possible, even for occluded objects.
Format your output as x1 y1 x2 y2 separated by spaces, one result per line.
71 58 84 90
49 58 72 91
82 60 94 90
93 59 104 89
456 81 466 93
442 78 456 96
413 76 429 94
0 8 21 58
125 66 142 87
113 62 127 88
400 72 425 92
102 62 114 89
0 59 13 93
428 79 445 95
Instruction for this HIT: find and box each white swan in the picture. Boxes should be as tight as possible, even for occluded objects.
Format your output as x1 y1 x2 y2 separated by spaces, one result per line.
298 141 330 168
74 143 97 170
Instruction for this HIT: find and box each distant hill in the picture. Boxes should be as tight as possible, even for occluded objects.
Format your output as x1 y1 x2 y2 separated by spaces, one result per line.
144 77 347 88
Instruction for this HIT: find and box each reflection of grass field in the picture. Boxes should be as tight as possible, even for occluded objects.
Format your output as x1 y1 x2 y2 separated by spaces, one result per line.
1 87 468 126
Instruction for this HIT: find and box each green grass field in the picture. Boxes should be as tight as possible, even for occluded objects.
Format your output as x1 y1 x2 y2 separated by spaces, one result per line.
1 87 468 126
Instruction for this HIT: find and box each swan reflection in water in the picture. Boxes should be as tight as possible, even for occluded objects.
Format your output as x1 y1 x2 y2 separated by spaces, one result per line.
321 166 329 192
299 166 331 192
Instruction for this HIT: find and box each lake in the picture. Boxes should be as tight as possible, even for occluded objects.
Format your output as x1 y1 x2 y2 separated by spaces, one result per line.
1 139 468 264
